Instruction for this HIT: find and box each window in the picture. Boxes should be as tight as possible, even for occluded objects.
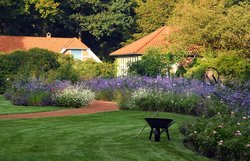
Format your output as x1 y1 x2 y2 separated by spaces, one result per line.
71 49 82 60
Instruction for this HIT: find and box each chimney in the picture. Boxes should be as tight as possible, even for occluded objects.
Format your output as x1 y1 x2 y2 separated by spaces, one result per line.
78 31 82 41
46 32 51 38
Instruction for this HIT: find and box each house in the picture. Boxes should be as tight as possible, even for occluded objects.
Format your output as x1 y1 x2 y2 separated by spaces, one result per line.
0 33 102 62
110 26 177 76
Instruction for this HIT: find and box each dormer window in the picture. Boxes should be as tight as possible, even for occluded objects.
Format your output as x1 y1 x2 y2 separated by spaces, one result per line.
71 49 82 60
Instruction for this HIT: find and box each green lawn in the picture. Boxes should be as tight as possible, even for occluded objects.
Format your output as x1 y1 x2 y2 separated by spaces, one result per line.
0 111 213 161
0 95 65 115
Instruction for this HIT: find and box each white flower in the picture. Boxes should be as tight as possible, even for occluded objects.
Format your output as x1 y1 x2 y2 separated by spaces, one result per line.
217 140 223 145
213 130 217 134
218 125 223 128
235 130 242 136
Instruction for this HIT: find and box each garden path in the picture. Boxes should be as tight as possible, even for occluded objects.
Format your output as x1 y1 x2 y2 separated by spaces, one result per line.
0 100 118 119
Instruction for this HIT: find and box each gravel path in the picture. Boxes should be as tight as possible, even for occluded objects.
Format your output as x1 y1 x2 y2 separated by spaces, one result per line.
0 100 119 119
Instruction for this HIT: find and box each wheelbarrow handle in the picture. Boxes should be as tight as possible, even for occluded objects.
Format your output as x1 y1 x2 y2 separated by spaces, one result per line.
135 110 159 138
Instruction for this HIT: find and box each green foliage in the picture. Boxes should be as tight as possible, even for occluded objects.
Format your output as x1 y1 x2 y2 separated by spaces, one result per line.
114 90 132 110
52 85 95 108
168 0 250 55
0 0 59 35
95 89 114 101
24 0 59 18
48 54 80 83
130 0 178 41
128 48 180 77
27 91 51 106
185 51 250 82
127 88 228 116
74 59 115 80
182 113 250 160
51 0 137 59
0 48 79 93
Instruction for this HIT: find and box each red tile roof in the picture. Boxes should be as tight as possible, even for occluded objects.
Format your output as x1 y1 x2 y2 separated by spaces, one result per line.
110 26 177 56
0 36 89 53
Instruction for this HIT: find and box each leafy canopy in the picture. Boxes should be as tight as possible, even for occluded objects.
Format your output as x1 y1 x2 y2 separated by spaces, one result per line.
168 0 250 56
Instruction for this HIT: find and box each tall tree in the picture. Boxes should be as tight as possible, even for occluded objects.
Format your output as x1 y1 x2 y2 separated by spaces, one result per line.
121 0 178 44
50 0 137 60
167 0 250 56
0 0 59 35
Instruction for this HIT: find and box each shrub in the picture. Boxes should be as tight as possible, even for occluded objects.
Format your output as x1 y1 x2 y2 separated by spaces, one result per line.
74 59 115 80
128 48 180 77
52 85 95 108
181 113 250 161
0 48 79 93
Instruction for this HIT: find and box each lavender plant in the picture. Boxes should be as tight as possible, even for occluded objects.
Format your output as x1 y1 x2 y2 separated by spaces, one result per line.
82 76 249 115
4 80 71 106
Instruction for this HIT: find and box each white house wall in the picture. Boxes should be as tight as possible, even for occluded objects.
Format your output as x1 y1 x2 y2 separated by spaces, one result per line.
116 56 141 76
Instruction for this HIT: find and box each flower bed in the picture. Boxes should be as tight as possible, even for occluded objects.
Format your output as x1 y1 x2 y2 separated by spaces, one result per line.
4 80 94 108
180 113 250 161
83 76 249 116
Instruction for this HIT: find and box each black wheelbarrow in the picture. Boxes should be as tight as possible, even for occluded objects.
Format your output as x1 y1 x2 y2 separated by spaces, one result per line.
144 118 174 142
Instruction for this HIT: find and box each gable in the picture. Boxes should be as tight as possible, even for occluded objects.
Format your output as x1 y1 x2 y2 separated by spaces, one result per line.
110 26 177 56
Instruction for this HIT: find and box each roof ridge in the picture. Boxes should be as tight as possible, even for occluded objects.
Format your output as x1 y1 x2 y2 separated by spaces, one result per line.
0 35 74 39
134 26 166 53
63 37 77 49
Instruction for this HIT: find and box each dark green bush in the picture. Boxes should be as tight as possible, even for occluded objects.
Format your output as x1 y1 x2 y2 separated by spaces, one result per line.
128 48 180 77
0 48 79 93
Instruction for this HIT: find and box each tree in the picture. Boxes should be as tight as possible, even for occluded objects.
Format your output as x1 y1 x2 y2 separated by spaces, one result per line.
168 0 250 56
121 0 178 44
50 0 137 59
167 0 250 81
0 0 59 35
